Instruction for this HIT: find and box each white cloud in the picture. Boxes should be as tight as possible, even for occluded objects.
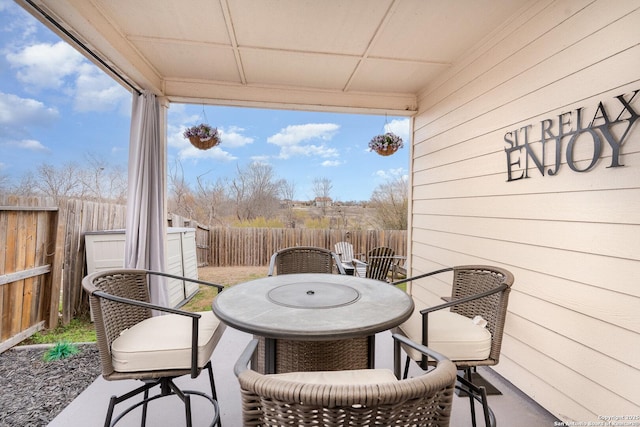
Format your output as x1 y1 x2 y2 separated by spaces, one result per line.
1 138 49 152
384 118 410 142
268 123 339 146
250 154 271 162
219 126 254 148
268 123 340 159
6 41 129 113
278 144 338 159
0 92 59 126
7 41 84 90
375 167 407 180
15 139 48 151
178 144 237 162
74 64 130 112
0 0 38 40
321 160 341 167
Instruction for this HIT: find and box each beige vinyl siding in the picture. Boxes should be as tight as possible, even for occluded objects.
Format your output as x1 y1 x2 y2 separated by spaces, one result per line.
409 0 640 422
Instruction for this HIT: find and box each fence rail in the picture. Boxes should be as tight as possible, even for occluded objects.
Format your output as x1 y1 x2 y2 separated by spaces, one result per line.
0 197 64 352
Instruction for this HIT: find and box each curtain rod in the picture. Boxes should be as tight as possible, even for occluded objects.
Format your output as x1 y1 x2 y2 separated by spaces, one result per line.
23 0 142 96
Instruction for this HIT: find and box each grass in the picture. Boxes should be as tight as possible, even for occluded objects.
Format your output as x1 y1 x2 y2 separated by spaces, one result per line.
21 314 96 345
181 269 266 312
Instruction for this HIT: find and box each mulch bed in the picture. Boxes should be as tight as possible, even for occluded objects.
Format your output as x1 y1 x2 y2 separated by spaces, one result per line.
0 343 101 427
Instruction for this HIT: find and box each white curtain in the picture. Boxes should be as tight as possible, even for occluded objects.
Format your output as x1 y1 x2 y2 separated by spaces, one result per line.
124 90 168 308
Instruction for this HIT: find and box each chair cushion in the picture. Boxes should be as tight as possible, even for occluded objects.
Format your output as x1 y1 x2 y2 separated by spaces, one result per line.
272 369 397 385
111 311 225 372
398 310 491 361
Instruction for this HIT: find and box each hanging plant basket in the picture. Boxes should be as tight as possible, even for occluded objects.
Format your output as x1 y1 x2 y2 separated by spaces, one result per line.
188 135 220 150
183 123 220 150
374 145 400 156
368 132 403 156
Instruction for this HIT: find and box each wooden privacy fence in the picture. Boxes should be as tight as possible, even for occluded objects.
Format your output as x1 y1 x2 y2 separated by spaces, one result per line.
1 195 404 344
0 199 64 353
210 228 407 266
61 199 127 324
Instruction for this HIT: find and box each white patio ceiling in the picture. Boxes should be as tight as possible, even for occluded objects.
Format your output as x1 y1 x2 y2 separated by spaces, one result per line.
18 0 531 114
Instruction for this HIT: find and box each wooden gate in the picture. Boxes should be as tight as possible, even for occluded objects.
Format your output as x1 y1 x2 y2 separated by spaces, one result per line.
0 206 64 353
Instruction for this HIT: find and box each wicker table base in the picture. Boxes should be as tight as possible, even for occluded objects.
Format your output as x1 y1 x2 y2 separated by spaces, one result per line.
254 336 370 374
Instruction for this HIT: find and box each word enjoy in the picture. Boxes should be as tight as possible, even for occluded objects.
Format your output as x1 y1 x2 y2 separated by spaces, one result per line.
504 89 639 182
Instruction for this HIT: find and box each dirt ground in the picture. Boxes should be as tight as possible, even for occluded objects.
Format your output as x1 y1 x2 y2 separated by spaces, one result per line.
183 265 269 311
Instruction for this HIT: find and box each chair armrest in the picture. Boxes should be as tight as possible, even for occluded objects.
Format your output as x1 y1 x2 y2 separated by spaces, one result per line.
267 252 278 276
390 267 453 287
234 338 259 376
392 333 452 378
146 270 224 293
93 290 202 317
392 333 448 362
419 283 508 315
332 252 347 274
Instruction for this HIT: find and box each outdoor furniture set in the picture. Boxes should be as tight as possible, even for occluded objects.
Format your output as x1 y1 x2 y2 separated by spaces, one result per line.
82 245 512 427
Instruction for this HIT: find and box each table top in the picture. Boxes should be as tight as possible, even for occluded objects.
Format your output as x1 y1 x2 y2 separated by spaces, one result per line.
212 273 414 340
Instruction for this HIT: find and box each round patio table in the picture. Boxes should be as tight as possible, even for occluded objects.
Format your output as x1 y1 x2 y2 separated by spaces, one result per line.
212 273 414 374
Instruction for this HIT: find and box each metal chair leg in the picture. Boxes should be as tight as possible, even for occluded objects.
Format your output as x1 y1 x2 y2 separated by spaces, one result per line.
205 361 222 427
141 388 149 427
456 370 496 427
403 355 411 379
105 395 117 427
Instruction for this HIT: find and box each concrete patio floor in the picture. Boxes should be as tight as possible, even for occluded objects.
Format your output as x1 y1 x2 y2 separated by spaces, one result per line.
50 327 559 426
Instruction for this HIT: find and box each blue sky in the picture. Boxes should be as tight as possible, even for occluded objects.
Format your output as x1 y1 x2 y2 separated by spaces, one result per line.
0 0 409 202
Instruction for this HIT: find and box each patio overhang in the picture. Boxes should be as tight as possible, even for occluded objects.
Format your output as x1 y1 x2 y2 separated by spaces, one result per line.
15 0 532 115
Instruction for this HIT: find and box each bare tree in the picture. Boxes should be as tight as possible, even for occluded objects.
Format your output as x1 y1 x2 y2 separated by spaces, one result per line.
0 173 10 192
312 177 333 216
168 159 195 218
79 154 127 203
15 162 83 204
230 162 282 221
279 179 296 227
369 176 408 230
195 171 228 226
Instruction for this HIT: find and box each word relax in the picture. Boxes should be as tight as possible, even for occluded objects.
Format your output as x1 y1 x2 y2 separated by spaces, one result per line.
504 89 639 182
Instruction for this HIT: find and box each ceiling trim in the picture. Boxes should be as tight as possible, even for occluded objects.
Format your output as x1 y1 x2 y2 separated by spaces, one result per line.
166 79 417 116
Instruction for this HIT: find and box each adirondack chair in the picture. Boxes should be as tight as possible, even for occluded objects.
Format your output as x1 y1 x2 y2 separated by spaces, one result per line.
363 246 395 281
334 241 366 276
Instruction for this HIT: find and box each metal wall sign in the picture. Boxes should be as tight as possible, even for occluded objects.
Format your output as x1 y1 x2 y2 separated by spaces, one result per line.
504 89 639 182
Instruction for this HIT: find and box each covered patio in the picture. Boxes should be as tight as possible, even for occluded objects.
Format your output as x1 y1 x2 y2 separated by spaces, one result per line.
49 328 559 426
15 0 640 425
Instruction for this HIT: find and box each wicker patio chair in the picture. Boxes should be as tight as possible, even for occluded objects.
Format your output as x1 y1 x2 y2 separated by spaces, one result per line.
235 334 457 427
82 269 226 427
392 265 514 427
267 246 346 276
360 246 395 281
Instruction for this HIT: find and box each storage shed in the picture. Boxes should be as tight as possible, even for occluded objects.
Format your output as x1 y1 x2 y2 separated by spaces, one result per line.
85 228 199 307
